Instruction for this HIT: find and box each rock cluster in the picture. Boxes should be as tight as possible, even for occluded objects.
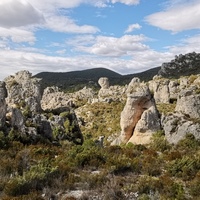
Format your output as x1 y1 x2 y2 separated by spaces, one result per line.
96 77 126 103
1 67 200 147
0 71 83 145
41 86 96 110
5 70 42 112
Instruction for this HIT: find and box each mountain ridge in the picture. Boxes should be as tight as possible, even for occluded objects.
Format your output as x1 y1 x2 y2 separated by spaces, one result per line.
34 66 161 91
34 52 200 92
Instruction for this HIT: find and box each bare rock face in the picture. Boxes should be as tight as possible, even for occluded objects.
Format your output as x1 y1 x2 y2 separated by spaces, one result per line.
126 77 141 94
128 105 161 144
175 86 200 118
11 108 24 131
98 77 109 89
5 70 42 112
0 81 7 128
112 83 161 145
161 113 200 144
149 78 170 103
41 86 95 110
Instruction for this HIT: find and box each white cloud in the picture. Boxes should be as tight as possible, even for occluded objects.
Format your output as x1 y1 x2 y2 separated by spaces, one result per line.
0 0 44 28
45 15 99 34
72 34 149 57
146 0 200 32
167 34 200 54
0 27 36 44
111 0 140 5
124 23 142 33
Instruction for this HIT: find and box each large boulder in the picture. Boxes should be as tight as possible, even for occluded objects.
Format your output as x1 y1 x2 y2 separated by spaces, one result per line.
162 113 200 144
128 105 161 144
149 78 170 103
98 77 109 89
112 83 161 145
175 86 200 118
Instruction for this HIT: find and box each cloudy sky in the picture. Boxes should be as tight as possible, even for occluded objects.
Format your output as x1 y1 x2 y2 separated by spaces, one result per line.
0 0 200 80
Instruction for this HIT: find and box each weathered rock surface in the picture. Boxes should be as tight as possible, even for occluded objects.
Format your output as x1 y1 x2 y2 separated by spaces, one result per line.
175 86 200 118
149 78 170 103
96 77 126 103
0 70 84 145
112 81 161 145
5 70 42 112
162 113 200 144
128 105 161 144
98 77 109 89
0 81 7 128
41 86 96 110
10 108 24 131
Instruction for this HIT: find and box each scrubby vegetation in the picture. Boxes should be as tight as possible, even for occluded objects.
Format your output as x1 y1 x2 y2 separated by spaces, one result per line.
0 122 200 199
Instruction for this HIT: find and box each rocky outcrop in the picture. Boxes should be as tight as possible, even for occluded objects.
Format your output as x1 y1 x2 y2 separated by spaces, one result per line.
159 74 200 144
0 70 84 145
0 81 7 128
41 86 96 110
96 77 126 103
112 80 161 145
5 70 42 112
175 86 200 118
161 113 200 144
158 52 200 78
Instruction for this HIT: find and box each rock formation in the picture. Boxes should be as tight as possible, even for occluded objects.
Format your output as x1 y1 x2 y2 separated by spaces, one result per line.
175 86 200 118
0 81 7 128
149 78 170 103
159 74 200 144
41 86 96 110
5 70 42 112
98 77 109 89
0 70 84 145
158 52 200 78
97 77 126 103
112 79 161 145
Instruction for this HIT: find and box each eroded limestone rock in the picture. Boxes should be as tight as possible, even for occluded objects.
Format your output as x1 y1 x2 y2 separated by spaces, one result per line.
175 86 200 118
98 77 109 89
162 113 200 144
112 83 160 145
5 70 42 112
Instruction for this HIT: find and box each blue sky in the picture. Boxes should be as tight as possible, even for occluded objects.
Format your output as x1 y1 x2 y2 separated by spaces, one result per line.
0 0 200 80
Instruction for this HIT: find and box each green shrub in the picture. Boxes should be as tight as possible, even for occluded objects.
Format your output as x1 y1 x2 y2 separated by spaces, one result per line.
176 133 200 151
188 172 200 197
0 131 10 149
4 160 58 196
167 155 200 180
59 111 70 118
150 130 171 152
159 175 186 199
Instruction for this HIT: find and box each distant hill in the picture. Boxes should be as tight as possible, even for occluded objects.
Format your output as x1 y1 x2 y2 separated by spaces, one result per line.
34 67 160 92
34 52 200 92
